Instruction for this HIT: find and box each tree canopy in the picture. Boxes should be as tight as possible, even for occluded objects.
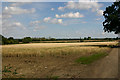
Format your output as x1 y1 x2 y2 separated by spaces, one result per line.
103 1 120 34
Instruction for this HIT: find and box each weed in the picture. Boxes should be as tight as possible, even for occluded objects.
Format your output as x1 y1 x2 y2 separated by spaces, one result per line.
2 65 12 73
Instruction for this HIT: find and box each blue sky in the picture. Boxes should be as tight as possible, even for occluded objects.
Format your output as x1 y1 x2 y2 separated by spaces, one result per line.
2 2 118 38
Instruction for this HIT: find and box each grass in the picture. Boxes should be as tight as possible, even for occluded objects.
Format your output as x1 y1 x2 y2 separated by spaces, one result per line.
75 52 108 64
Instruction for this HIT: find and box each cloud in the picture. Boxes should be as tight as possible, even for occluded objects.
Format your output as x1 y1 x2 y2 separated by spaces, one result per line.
96 18 101 21
3 6 35 15
102 32 105 35
30 20 46 31
62 19 87 26
43 17 51 22
43 17 63 24
2 20 27 38
33 25 46 31
51 8 54 11
10 2 31 7
50 18 63 24
0 15 2 19
51 18 62 24
58 7 64 11
30 20 41 25
56 12 84 18
96 10 103 16
2 20 26 30
13 22 22 26
58 1 103 16
3 0 45 2
30 20 42 30
0 15 2 33
2 3 36 19
2 14 12 19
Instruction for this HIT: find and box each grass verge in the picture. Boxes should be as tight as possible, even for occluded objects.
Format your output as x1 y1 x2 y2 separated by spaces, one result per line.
75 52 108 64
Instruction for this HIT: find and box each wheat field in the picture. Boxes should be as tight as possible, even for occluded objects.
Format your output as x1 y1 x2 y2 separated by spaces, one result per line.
2 41 118 78
2 42 117 57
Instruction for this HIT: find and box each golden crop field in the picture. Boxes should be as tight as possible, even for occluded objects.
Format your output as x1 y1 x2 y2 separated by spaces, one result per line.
2 42 117 57
2 41 118 78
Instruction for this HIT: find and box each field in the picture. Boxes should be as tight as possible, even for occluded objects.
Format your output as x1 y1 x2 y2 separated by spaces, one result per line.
2 41 118 78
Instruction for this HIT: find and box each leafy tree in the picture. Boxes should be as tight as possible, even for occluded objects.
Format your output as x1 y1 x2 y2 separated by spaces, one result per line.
7 37 14 44
0 35 2 45
40 37 46 41
8 37 14 40
103 1 120 34
22 37 32 43
84 37 87 40
87 37 91 40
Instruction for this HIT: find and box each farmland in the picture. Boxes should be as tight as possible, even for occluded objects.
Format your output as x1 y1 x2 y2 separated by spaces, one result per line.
2 41 118 78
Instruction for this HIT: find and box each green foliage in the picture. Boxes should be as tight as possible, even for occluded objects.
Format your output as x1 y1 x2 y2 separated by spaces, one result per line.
13 69 18 74
75 52 108 64
2 64 24 78
22 37 32 43
80 40 84 42
2 65 12 73
87 37 91 40
103 1 120 34
84 37 87 40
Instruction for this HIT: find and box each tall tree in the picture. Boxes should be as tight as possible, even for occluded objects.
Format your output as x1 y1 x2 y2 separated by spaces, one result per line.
103 1 120 34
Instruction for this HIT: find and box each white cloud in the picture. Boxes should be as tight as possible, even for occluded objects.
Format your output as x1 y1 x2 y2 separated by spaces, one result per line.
58 1 103 16
56 12 84 18
51 18 63 24
30 20 42 29
2 20 26 30
2 20 27 38
43 17 63 24
62 19 87 26
3 0 45 2
58 19 62 24
97 10 103 16
102 32 105 35
43 17 51 22
30 20 41 25
3 6 35 15
51 8 54 11
33 25 46 31
96 18 101 20
10 3 31 7
58 6 64 11
13 22 22 26
0 15 2 19
3 3 36 19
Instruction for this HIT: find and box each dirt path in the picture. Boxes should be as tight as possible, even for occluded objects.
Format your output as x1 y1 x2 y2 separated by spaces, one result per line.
90 48 118 78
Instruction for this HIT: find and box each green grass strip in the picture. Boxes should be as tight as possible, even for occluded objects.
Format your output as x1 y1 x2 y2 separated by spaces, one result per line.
75 52 108 64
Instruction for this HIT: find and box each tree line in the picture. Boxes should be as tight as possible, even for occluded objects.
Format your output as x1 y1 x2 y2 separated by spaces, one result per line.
0 35 56 45
0 34 119 45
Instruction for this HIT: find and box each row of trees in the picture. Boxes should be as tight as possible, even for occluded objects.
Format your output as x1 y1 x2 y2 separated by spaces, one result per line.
80 37 91 40
0 35 57 45
0 34 120 45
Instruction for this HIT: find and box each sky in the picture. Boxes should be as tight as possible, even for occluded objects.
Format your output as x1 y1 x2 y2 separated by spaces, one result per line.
1 2 118 38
